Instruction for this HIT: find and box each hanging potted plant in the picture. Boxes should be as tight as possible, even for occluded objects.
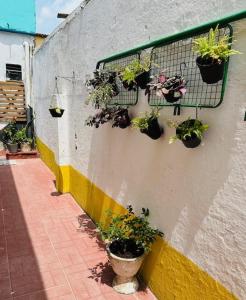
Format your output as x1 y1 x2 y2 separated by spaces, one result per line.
147 72 187 103
193 25 241 84
119 55 151 90
98 205 163 294
168 118 208 148
49 78 65 117
86 70 119 109
85 107 116 128
131 107 163 140
85 107 131 129
112 107 131 129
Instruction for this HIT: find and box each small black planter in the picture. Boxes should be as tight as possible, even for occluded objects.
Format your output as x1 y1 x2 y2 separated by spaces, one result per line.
122 80 135 91
6 143 18 153
135 71 150 89
118 115 131 129
196 56 225 84
140 118 163 140
49 108 65 118
176 119 201 148
164 91 181 103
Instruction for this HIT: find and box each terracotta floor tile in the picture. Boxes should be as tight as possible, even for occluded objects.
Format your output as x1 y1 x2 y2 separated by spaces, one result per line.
0 159 156 300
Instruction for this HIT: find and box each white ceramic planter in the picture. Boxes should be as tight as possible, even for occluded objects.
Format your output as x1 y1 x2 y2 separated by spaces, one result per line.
21 143 32 152
107 244 145 294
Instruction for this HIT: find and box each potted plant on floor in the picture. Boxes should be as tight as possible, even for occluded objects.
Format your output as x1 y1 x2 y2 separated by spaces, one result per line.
119 55 151 90
193 25 241 84
15 127 33 152
98 205 163 294
147 72 187 103
168 118 208 148
2 121 19 153
131 107 163 140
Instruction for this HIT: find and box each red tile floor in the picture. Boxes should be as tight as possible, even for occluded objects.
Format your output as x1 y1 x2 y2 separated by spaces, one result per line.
0 158 156 300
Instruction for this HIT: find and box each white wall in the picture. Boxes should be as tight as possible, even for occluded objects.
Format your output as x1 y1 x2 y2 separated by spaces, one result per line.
33 0 246 298
0 31 34 104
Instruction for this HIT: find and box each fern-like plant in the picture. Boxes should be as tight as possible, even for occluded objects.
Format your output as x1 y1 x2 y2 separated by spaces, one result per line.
193 25 241 63
131 107 160 130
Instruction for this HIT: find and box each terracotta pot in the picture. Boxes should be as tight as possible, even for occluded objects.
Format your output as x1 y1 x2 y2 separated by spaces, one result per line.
107 243 145 294
21 142 32 152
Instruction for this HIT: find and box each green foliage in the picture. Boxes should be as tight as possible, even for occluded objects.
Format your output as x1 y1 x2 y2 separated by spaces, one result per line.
2 121 18 144
168 118 208 144
98 205 164 253
131 107 160 130
120 55 151 84
193 25 241 62
86 83 115 108
14 127 32 144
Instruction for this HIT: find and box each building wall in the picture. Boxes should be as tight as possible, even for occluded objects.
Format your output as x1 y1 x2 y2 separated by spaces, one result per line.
33 1 246 299
0 31 34 82
0 0 36 34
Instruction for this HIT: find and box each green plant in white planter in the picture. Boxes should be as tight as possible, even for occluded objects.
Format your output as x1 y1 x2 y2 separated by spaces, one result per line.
193 25 241 84
98 205 163 294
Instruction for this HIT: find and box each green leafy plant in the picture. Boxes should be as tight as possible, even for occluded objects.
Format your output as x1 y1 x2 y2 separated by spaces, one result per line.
2 121 18 144
98 205 163 253
131 107 160 130
193 25 241 63
168 118 208 144
14 127 32 144
120 55 151 85
86 83 117 108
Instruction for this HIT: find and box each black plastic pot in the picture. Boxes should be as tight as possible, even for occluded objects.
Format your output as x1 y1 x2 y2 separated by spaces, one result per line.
140 118 163 140
49 108 65 118
122 80 135 91
6 143 18 153
176 119 201 148
164 91 181 103
196 57 225 84
135 71 150 89
118 114 131 129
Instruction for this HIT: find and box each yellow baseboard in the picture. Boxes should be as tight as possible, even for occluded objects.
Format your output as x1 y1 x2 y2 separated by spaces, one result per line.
37 138 238 300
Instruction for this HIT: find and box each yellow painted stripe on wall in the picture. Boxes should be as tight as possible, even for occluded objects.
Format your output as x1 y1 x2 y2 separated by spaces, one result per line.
37 138 238 300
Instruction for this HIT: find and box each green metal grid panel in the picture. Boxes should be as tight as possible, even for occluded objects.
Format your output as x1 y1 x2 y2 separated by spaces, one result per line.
148 24 233 108
101 54 139 106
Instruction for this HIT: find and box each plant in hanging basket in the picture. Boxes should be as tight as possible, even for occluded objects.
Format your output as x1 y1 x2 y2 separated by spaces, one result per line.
85 107 131 129
86 70 119 108
85 107 116 128
49 107 65 118
131 107 163 140
168 118 208 148
119 54 151 90
112 107 131 129
193 25 241 84
147 73 187 103
98 205 163 294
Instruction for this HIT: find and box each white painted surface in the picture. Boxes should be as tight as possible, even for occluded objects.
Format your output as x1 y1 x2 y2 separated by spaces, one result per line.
0 31 34 102
33 0 246 298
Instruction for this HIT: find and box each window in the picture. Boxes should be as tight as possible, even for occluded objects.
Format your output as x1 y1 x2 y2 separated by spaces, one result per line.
6 64 22 81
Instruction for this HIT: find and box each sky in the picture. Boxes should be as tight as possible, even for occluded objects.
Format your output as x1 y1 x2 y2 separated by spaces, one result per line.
36 0 82 34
